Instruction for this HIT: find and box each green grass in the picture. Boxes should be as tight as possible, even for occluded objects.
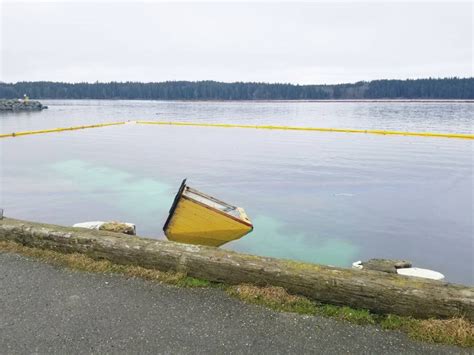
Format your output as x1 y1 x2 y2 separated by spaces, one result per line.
316 304 376 325
177 277 212 288
380 314 415 330
226 284 377 325
0 240 472 348
226 284 318 315
0 240 199 286
226 284 473 347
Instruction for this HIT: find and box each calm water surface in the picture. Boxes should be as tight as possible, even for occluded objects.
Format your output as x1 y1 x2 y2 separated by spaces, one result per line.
0 100 472 284
1 99 473 133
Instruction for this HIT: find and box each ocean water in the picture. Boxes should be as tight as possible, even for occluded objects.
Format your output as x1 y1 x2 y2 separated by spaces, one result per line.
0 100 472 284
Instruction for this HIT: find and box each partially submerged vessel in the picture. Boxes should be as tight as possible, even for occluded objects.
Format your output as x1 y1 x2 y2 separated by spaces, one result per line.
163 179 253 247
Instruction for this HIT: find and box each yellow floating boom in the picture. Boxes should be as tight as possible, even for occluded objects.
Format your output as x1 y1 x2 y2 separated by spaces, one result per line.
0 120 472 140
136 121 474 140
0 122 127 139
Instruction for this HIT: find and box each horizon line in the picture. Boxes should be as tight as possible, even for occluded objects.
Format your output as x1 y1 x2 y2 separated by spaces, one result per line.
2 76 473 87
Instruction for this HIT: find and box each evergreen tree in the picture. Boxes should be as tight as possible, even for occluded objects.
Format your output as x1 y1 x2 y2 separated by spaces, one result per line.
0 78 472 100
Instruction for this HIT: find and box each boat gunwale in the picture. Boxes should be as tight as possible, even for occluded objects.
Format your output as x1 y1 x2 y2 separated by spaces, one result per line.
180 195 254 228
184 186 238 211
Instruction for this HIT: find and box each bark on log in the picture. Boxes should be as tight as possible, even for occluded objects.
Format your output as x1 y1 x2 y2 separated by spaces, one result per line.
0 217 472 320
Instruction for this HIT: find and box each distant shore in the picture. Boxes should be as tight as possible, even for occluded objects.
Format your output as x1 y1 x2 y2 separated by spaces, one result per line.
2 78 472 101
35 98 474 103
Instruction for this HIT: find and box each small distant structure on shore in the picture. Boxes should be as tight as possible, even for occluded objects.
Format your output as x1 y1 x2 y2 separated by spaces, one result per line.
0 97 47 111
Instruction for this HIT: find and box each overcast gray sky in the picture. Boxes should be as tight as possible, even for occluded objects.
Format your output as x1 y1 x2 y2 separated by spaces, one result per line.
1 1 472 84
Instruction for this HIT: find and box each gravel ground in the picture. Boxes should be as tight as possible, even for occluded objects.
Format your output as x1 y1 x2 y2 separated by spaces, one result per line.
0 252 466 354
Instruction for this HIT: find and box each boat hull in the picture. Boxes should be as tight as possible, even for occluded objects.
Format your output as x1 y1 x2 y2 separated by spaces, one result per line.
164 184 253 247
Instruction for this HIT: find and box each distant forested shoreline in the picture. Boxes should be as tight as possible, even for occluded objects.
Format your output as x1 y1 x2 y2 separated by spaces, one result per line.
0 78 472 100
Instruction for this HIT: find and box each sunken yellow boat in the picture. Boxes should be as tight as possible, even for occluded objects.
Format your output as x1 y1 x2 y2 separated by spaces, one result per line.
163 179 253 247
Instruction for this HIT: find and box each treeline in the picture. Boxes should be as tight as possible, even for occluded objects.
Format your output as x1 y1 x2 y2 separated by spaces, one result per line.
0 78 472 100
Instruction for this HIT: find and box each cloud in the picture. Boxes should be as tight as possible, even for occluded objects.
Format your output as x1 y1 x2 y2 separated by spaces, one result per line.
1 2 472 83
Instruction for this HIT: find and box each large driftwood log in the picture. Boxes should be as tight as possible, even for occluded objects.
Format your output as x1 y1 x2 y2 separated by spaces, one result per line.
0 217 472 320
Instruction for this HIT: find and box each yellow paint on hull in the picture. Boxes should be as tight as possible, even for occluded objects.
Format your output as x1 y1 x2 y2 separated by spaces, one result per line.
165 196 253 247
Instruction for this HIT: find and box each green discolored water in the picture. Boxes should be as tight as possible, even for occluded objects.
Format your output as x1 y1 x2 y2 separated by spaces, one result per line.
52 160 173 219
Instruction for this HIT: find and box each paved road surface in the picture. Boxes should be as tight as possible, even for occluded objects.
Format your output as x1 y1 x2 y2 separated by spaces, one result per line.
0 252 465 354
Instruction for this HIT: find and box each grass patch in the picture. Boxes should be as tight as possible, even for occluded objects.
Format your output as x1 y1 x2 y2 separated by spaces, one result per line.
316 304 375 325
380 314 415 330
227 284 473 348
227 285 375 325
0 240 207 287
227 284 318 315
410 318 474 348
177 277 212 288
0 240 472 348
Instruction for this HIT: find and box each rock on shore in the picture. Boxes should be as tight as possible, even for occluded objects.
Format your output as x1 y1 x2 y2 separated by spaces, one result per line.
0 99 47 111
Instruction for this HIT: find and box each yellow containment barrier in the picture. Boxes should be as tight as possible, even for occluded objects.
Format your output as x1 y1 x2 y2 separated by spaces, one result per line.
0 122 127 139
136 121 474 140
1 120 472 140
